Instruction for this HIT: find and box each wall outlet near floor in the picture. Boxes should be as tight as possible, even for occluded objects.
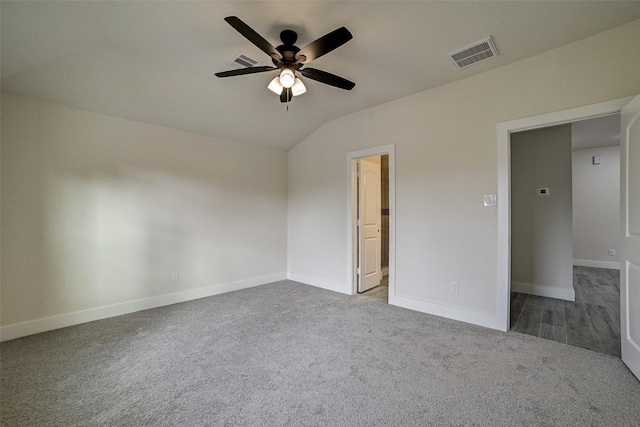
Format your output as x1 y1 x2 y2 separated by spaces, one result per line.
451 282 459 294
608 249 616 256
171 271 180 282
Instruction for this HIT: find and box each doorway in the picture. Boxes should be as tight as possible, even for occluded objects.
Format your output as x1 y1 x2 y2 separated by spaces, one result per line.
347 145 395 302
508 117 622 356
497 97 633 331
355 155 389 298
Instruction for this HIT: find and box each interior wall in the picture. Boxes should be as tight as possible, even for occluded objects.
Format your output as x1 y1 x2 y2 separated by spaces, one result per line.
287 20 640 329
572 145 621 268
1 92 288 329
510 125 574 301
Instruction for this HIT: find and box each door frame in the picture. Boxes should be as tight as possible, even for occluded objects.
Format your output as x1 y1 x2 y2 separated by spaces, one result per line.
347 145 395 298
497 96 634 331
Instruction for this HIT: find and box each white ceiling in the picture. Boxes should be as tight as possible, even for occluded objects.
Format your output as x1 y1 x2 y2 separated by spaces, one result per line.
2 1 639 150
572 114 621 151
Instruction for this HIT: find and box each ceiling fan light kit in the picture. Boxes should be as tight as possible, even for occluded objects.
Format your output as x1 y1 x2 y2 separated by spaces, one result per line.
291 78 306 96
215 16 355 103
267 76 284 95
279 68 295 88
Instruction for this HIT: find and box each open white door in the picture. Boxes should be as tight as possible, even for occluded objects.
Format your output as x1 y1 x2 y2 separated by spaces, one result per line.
357 157 381 293
621 93 640 380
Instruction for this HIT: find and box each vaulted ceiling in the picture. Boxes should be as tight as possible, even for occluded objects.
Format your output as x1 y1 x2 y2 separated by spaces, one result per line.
2 1 639 150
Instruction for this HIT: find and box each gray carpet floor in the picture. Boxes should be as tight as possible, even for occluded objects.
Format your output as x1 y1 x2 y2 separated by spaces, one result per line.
2 281 639 426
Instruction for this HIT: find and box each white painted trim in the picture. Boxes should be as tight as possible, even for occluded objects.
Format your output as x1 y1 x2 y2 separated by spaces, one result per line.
573 259 621 270
287 272 349 295
511 282 575 301
389 293 504 331
497 96 633 331
0 273 287 342
347 145 396 299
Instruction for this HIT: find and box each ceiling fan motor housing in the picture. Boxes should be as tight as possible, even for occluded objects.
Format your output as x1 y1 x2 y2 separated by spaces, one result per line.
274 30 302 68
280 29 297 46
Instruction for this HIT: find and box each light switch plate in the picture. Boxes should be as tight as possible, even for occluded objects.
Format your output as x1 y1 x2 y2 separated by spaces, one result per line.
483 194 497 207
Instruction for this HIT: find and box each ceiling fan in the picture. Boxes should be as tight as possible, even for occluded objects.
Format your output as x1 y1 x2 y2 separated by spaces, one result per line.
215 16 355 103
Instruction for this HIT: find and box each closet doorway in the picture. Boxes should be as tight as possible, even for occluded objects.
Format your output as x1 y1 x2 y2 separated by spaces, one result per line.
347 145 395 302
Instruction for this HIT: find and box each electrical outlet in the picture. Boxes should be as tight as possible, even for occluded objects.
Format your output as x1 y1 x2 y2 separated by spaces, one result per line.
171 271 180 282
451 282 459 294
608 249 616 256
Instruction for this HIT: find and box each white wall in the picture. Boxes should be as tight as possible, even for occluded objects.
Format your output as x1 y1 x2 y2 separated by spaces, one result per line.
511 125 574 301
288 20 640 329
572 145 621 269
1 92 288 338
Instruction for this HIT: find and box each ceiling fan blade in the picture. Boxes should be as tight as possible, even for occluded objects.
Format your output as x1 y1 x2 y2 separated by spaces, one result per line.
295 27 352 63
280 87 292 103
300 68 355 90
224 16 282 61
215 66 277 78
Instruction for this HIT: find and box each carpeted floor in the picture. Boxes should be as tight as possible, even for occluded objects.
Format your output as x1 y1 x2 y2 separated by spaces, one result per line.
2 281 639 426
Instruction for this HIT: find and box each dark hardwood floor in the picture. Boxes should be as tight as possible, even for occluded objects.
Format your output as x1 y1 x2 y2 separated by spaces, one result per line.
511 266 620 357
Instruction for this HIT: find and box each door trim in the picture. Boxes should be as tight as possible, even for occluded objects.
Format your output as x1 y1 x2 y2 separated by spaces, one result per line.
497 96 634 331
347 145 395 298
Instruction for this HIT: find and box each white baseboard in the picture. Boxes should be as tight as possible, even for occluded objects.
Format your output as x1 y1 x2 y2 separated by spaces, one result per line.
573 259 620 270
287 272 350 295
389 293 504 331
511 282 575 301
290 273 503 331
0 272 287 342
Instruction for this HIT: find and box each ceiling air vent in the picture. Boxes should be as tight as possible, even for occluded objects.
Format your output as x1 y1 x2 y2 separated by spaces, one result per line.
447 37 498 70
227 52 261 69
